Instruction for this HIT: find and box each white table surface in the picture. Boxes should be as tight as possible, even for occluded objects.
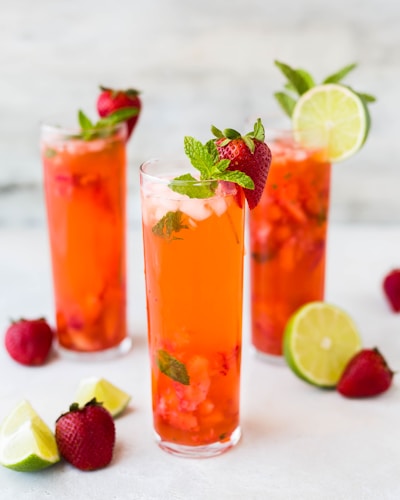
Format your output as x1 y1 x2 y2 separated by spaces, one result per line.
0 222 400 500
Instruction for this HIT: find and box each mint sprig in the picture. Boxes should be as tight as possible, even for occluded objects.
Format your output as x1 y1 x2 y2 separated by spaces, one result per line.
274 60 376 118
157 349 190 385
76 108 138 141
169 134 254 199
152 210 188 240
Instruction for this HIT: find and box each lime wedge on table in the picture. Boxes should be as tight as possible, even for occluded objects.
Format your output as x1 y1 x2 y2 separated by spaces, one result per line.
75 377 131 417
292 83 370 162
283 302 362 388
0 400 60 472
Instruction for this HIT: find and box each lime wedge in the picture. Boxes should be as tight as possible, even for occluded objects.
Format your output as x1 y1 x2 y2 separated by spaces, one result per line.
0 400 60 472
75 377 131 417
292 83 370 162
283 302 362 388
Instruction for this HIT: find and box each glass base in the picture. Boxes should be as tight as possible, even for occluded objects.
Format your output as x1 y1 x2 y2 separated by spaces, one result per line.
155 426 241 458
251 345 285 365
56 336 132 362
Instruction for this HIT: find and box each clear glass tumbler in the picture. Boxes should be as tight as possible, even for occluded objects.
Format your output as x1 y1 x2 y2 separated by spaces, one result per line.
40 120 131 359
140 158 245 457
249 129 331 361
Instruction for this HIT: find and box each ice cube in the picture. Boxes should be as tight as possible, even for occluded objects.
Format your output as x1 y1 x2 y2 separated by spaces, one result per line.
210 196 228 217
179 199 212 221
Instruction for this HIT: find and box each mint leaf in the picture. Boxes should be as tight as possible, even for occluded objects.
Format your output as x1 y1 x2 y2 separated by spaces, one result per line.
274 91 297 117
216 170 254 189
97 107 138 127
169 174 216 199
284 69 315 92
44 148 57 158
355 91 377 103
78 110 94 130
157 349 190 385
74 108 138 141
152 210 188 239
183 136 215 178
323 63 357 84
274 60 311 95
213 159 231 174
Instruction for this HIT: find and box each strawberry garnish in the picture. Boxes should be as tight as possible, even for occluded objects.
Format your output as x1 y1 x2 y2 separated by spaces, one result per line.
212 119 272 209
383 269 400 313
337 348 394 398
4 318 54 366
55 399 116 471
97 86 141 140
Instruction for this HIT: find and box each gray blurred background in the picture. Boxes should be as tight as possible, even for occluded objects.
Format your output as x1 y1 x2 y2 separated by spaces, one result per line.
1 0 399 225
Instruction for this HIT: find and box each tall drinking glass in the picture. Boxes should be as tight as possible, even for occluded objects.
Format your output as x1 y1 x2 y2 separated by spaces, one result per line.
40 121 131 358
140 158 245 458
249 130 331 360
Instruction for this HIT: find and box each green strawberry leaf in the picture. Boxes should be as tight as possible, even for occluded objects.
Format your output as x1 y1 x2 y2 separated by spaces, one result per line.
151 210 188 239
242 135 255 153
248 118 265 142
157 349 190 385
222 128 241 140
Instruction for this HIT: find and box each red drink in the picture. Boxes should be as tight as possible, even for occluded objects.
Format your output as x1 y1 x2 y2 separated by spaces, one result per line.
41 122 131 357
249 131 331 358
140 159 245 457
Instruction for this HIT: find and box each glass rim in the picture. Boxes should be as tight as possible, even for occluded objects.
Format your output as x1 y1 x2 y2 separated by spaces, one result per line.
140 157 220 187
40 117 127 139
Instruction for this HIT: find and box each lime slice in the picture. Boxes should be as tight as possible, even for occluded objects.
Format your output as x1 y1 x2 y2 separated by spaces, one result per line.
283 302 362 388
292 83 370 162
0 400 60 472
75 377 131 417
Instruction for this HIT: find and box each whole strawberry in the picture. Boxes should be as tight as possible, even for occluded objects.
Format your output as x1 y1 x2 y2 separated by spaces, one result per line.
383 269 400 312
55 399 115 471
4 318 54 366
337 348 394 398
96 86 141 140
212 119 272 209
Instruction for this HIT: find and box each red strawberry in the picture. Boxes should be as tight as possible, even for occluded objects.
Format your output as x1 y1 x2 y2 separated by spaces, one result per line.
96 86 141 139
55 399 115 471
383 269 400 312
212 119 272 209
337 348 394 398
4 318 54 366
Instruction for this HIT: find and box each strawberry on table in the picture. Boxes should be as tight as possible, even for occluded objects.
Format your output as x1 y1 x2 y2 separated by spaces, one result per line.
96 86 141 140
337 348 394 398
4 318 54 366
55 399 115 471
212 119 272 209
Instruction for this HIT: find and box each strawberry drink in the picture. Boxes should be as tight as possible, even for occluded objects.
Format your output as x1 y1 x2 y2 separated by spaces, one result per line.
250 130 331 358
41 114 132 357
140 122 271 457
